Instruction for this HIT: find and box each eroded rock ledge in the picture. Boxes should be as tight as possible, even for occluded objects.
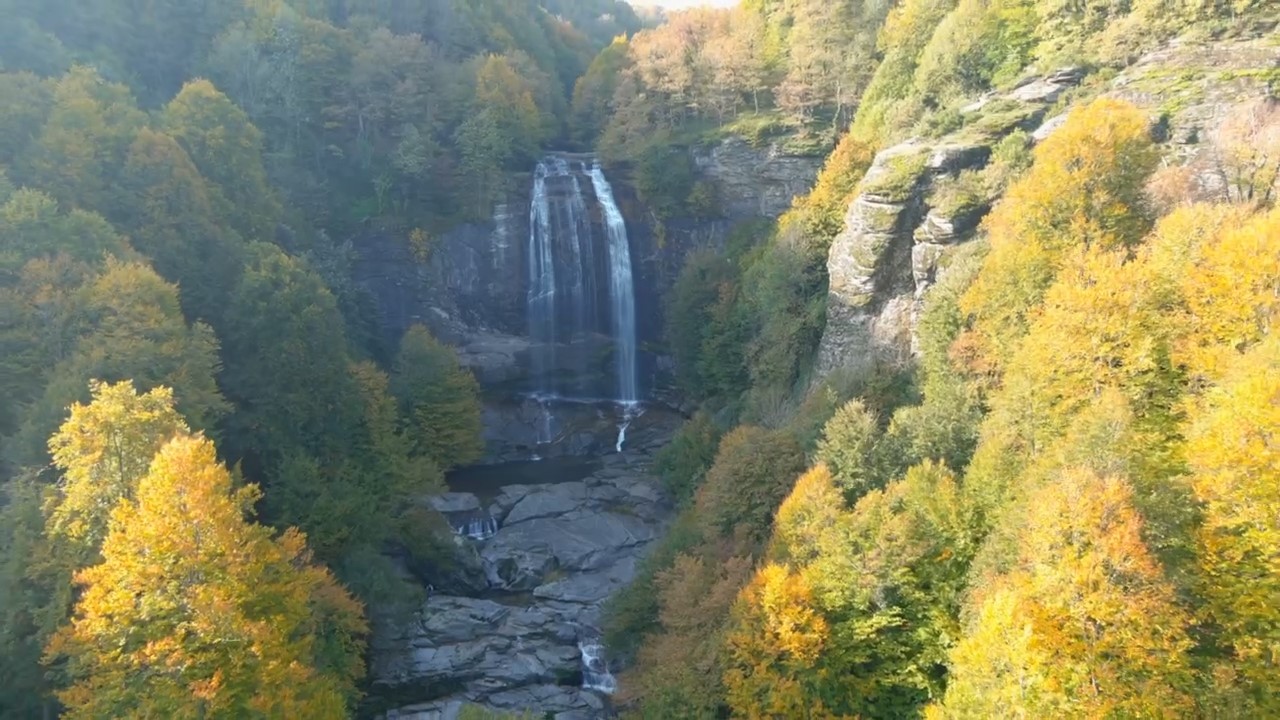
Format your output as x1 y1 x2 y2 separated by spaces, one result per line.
372 446 672 719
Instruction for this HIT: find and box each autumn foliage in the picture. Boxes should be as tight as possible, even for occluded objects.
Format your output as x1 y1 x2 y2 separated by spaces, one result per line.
48 435 367 718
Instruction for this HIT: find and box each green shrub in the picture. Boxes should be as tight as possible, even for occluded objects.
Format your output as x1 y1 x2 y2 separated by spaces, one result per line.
982 129 1034 192
862 151 930 202
634 144 697 220
695 426 807 540
929 169 989 218
816 399 882 499
665 249 748 401
655 412 722 505
918 105 966 138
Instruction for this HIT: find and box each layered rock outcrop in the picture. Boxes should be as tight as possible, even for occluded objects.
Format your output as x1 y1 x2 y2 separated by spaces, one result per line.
817 36 1279 377
372 444 673 719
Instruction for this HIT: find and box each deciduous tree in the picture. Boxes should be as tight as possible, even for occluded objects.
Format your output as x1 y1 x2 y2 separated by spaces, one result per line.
47 435 367 719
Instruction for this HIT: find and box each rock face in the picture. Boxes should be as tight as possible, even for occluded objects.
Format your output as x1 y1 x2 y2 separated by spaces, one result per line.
818 69 1084 375
692 136 827 219
372 450 671 719
350 140 822 400
816 37 1279 378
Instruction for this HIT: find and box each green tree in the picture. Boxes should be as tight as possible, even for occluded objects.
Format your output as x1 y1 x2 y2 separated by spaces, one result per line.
220 243 359 461
118 127 243 322
391 324 483 469
15 259 228 466
161 78 281 242
694 425 806 541
18 66 146 216
655 412 722 505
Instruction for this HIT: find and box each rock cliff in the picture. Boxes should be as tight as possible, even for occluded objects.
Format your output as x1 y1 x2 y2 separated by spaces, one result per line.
350 139 823 397
817 37 1279 377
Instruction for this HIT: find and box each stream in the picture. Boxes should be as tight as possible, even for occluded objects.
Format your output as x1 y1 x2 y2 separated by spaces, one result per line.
369 403 680 720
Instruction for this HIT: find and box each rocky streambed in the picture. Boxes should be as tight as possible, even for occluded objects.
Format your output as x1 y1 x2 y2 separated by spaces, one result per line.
370 403 680 719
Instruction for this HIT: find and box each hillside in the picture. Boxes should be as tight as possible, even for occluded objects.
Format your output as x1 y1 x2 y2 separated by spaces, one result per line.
0 0 1277 718
587 0 1280 717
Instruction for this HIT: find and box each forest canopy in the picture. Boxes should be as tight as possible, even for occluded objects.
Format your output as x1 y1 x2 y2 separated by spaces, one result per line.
0 0 1278 717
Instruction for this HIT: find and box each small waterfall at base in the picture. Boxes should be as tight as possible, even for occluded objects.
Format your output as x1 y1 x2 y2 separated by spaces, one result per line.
615 401 643 453
451 513 499 541
578 638 618 695
587 162 639 404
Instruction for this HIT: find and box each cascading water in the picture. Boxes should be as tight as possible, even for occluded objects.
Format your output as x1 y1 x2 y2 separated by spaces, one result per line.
525 156 643 454
528 162 560 388
587 162 638 404
448 511 499 541
578 637 618 695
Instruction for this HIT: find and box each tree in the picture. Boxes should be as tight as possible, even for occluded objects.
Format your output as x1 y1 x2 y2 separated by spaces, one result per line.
936 468 1194 718
0 472 55 717
816 399 882 499
472 54 546 164
627 552 757 718
119 127 243 322
0 71 54 168
391 324 483 469
569 36 631 146
46 435 367 719
161 78 281 242
13 259 228 466
220 242 359 461
655 412 722 506
724 563 831 719
19 66 146 216
957 98 1159 375
1187 336 1280 713
45 381 188 561
1210 98 1280 206
694 426 807 541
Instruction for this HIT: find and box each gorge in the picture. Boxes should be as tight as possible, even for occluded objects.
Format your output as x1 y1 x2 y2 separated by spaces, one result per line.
368 156 686 719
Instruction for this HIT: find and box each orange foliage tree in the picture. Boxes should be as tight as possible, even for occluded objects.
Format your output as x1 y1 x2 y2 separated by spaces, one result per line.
956 97 1158 375
1187 336 1280 713
47 435 367 719
936 468 1193 718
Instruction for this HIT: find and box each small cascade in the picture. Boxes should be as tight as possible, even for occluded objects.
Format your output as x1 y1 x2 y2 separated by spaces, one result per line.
587 162 638 403
578 638 618 695
533 394 555 448
449 512 499 541
615 401 643 453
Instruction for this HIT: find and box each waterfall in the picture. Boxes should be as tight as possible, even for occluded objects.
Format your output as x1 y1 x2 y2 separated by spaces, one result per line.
526 157 640 403
587 162 638 403
578 638 617 695
449 512 499 541
528 162 558 386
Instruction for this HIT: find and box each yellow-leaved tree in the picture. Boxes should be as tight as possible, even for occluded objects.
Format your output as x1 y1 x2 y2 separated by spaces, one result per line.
45 380 187 558
935 468 1194 718
956 97 1158 376
1187 336 1280 713
46 435 367 719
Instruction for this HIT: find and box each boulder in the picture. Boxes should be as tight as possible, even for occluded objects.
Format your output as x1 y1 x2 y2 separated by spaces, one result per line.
428 493 482 515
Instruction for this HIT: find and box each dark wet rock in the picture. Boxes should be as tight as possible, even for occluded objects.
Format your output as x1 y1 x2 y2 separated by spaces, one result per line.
375 447 670 718
428 493 482 515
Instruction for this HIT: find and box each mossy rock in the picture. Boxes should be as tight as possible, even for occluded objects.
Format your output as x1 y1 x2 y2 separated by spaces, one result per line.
861 150 930 204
